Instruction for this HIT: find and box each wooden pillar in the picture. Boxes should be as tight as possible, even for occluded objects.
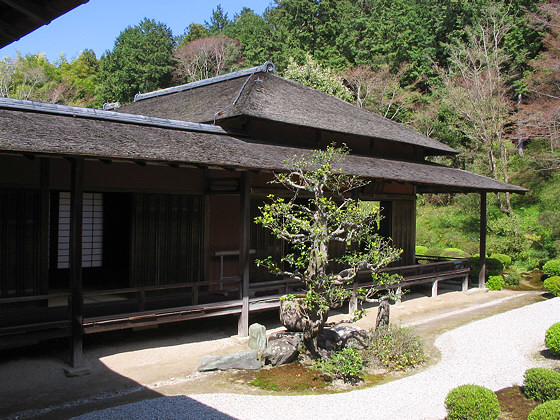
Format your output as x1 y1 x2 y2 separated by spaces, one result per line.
68 158 86 372
479 192 487 288
431 280 438 297
238 171 250 336
39 158 50 296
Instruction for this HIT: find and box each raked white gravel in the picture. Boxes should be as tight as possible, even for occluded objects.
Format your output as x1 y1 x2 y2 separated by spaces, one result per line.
75 297 560 420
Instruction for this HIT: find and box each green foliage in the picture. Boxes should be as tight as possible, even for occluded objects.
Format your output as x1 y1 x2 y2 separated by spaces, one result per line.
283 55 353 102
97 18 175 103
255 146 401 356
490 253 512 268
528 399 560 420
543 260 560 278
523 368 560 402
501 268 522 287
366 324 425 371
486 275 505 291
469 256 503 283
445 384 500 420
415 245 428 255
312 347 364 382
545 322 560 356
544 277 560 297
442 248 469 258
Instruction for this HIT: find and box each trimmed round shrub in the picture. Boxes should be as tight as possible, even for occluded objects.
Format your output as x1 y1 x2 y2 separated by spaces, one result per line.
544 276 560 297
523 368 560 402
490 253 512 268
543 259 560 278
445 384 500 420
486 275 505 291
545 322 560 356
415 245 428 255
528 399 560 420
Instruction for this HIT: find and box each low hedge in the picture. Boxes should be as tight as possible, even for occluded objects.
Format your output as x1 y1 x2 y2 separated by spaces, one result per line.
528 399 560 420
469 256 503 283
545 322 560 356
445 384 500 420
543 276 560 297
523 368 560 402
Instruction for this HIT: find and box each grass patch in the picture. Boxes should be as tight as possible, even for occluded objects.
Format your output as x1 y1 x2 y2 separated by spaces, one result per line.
249 362 331 392
496 386 541 420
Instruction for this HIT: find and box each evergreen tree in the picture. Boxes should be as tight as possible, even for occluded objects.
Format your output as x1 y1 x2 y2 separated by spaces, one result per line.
97 18 175 104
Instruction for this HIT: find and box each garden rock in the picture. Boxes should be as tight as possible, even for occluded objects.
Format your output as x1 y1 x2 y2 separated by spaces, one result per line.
317 328 342 351
198 350 263 372
331 325 369 350
262 332 303 366
248 323 267 351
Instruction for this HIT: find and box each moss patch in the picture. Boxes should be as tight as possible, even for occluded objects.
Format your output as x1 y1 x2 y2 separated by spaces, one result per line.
496 386 540 420
249 362 331 392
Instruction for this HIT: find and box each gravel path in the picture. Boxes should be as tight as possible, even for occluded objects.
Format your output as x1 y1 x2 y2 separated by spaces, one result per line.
75 297 560 420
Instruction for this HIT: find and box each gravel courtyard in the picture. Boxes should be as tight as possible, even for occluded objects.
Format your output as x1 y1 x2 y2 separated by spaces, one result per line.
73 296 560 420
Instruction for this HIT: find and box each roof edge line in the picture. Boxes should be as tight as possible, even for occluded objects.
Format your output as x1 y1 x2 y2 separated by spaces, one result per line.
133 61 277 102
0 97 229 135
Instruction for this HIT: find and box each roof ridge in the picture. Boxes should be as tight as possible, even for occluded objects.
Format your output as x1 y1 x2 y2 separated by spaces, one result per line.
133 62 277 103
0 97 229 135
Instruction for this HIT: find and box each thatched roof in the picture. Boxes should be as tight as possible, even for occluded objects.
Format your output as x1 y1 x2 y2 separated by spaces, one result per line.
120 68 457 157
0 99 526 194
0 0 88 48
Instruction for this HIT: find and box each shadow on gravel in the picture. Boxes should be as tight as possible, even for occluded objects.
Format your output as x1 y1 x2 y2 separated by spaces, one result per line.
70 395 238 420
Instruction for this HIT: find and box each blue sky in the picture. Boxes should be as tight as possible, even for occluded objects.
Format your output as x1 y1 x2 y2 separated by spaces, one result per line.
0 0 273 62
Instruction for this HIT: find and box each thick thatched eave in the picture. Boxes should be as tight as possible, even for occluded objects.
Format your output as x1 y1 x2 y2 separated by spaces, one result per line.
0 0 88 48
121 69 458 157
0 100 527 194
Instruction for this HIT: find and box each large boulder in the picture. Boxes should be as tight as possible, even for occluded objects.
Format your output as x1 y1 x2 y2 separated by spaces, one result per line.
262 332 303 366
317 328 342 351
331 325 369 350
198 350 263 372
248 323 267 351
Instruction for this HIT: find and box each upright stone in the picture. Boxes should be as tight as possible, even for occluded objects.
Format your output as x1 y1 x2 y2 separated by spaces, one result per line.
248 323 267 351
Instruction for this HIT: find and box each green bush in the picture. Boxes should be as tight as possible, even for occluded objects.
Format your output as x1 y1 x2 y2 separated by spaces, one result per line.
544 276 560 297
415 245 428 255
545 322 560 356
486 275 505 291
528 399 560 420
366 324 425 371
490 253 512 268
312 347 364 382
543 259 560 278
502 269 522 286
523 368 560 402
443 248 469 258
445 384 500 420
469 256 504 283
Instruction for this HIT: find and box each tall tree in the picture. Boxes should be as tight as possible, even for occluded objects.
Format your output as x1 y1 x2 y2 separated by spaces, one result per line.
173 35 242 83
97 18 175 103
436 3 515 215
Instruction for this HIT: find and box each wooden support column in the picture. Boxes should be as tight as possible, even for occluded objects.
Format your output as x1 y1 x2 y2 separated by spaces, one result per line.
431 280 438 297
66 157 88 375
39 158 50 296
238 171 250 336
479 192 487 288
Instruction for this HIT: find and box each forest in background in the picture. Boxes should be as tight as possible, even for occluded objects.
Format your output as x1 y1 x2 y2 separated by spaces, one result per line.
1 0 559 271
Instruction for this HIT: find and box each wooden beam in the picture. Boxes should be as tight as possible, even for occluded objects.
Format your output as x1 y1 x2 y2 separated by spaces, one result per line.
479 192 487 288
0 0 49 24
68 157 86 372
39 158 49 295
238 171 250 336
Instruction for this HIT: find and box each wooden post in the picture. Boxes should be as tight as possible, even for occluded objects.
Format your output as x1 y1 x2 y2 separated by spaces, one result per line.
238 171 250 336
431 280 438 297
66 158 88 375
479 192 487 288
39 158 50 296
